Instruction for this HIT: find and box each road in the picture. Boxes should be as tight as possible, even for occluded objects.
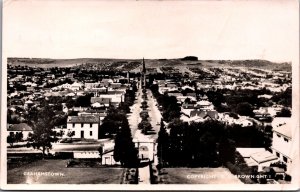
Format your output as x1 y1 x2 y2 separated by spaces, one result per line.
146 90 162 141
127 81 163 184
127 84 143 137
138 166 151 184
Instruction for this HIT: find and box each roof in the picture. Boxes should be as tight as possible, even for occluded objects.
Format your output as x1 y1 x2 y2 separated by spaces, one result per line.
272 117 291 128
8 123 32 131
273 122 292 139
197 100 212 106
190 110 218 119
236 148 266 158
271 167 285 173
250 150 278 164
91 97 112 104
272 117 292 139
25 100 34 104
67 116 99 123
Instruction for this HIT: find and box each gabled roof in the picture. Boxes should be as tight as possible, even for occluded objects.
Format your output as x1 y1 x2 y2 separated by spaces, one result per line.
8 123 32 131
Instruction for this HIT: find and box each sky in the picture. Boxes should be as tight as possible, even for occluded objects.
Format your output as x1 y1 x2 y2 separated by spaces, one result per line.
3 0 299 62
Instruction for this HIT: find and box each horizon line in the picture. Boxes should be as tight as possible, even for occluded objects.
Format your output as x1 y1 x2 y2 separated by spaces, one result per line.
6 57 291 64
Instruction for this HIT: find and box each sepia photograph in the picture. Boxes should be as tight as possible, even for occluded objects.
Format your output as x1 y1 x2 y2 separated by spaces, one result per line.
1 0 299 190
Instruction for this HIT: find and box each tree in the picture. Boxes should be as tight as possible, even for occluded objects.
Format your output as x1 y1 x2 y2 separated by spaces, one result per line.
235 102 254 117
74 93 93 107
219 137 236 164
98 144 104 158
67 131 75 142
138 120 152 134
276 107 291 117
15 132 23 142
99 106 126 137
113 118 138 167
29 106 57 157
168 118 187 166
7 135 16 147
157 118 169 166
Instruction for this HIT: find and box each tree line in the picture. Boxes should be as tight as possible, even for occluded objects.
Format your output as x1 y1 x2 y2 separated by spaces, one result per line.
157 118 272 168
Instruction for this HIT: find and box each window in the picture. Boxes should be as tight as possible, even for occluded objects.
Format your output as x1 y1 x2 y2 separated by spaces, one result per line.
277 134 281 138
284 137 289 142
90 123 93 128
81 123 84 128
90 131 93 136
283 156 288 163
72 123 75 128
276 152 280 157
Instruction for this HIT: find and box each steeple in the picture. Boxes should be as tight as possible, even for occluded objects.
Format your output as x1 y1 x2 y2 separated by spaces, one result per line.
142 57 146 73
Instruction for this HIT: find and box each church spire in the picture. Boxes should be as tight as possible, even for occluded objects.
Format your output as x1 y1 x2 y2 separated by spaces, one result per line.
142 57 146 73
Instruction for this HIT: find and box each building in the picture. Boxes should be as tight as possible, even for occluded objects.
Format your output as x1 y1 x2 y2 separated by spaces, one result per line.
7 123 33 140
67 115 100 140
236 148 278 172
270 117 292 172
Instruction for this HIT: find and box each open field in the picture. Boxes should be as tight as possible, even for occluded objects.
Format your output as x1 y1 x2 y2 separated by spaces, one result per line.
8 159 124 184
158 167 243 184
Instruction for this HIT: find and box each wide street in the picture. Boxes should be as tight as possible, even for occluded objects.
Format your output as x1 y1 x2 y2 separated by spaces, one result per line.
127 80 162 184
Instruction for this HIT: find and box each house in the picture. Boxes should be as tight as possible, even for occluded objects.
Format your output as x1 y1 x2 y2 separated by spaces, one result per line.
177 96 197 104
101 79 113 87
24 100 34 109
180 110 218 123
70 82 83 91
67 115 100 140
91 94 124 108
102 149 118 165
84 82 101 89
234 117 253 127
110 83 122 89
195 100 214 110
101 142 119 165
91 97 111 107
270 117 292 172
7 123 33 140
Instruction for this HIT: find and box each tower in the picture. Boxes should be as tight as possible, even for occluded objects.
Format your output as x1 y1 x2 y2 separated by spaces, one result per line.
141 58 146 88
142 57 146 74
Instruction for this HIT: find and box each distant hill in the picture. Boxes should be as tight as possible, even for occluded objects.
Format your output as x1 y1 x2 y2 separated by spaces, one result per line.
7 57 291 72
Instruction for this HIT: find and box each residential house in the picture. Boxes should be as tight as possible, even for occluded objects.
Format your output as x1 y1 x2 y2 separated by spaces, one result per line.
7 123 33 140
181 110 218 123
70 82 83 91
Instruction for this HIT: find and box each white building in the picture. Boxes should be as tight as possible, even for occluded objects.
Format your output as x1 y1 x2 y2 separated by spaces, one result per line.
236 148 278 172
271 117 292 172
67 115 100 140
7 123 33 141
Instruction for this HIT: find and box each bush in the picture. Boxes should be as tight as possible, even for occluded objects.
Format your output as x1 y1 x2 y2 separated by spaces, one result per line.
285 174 292 181
275 174 284 181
